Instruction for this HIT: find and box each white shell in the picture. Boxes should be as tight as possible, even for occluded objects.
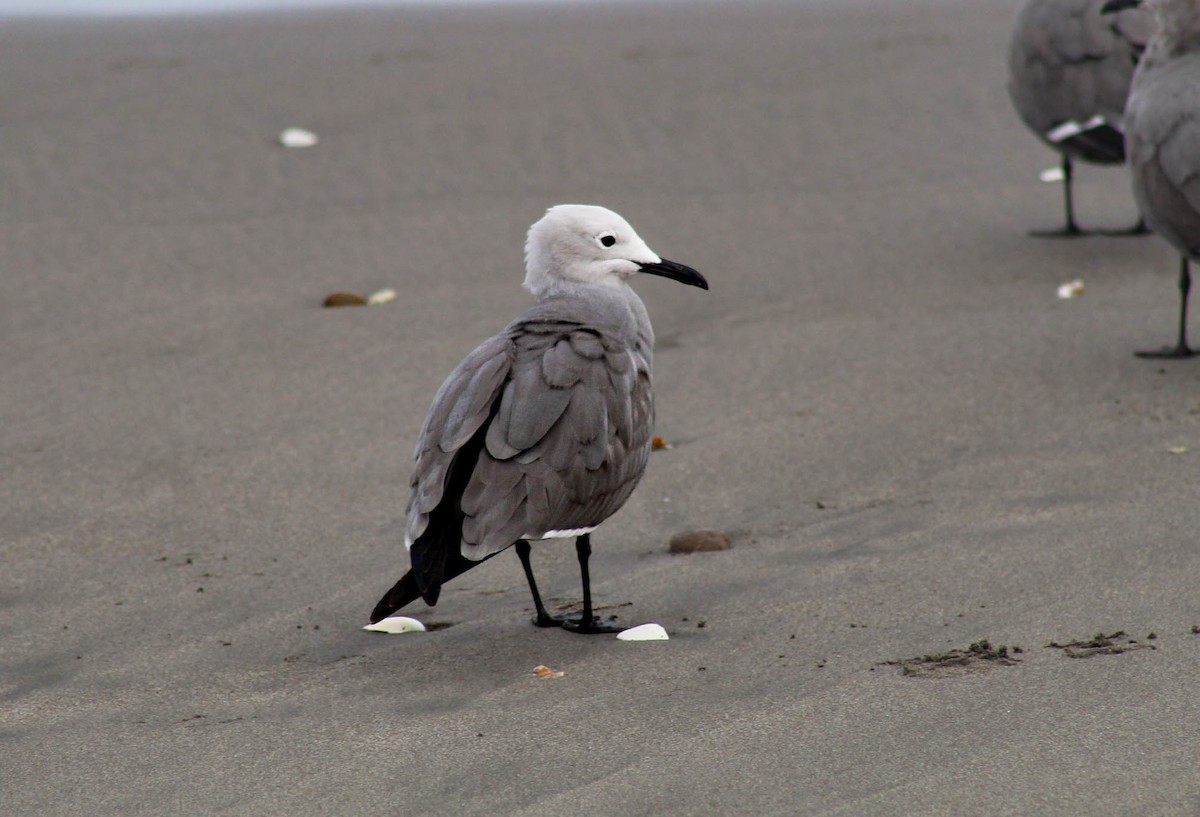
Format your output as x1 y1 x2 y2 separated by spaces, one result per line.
616 623 670 641
367 288 397 306
1167 446 1188 455
1056 279 1085 299
1040 166 1066 183
362 616 426 634
279 127 319 148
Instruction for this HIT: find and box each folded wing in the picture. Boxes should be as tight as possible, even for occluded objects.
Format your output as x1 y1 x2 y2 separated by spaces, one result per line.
405 314 653 598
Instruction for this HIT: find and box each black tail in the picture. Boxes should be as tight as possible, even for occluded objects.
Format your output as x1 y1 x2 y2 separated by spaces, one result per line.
1067 123 1125 164
369 550 499 624
370 571 422 623
371 394 503 623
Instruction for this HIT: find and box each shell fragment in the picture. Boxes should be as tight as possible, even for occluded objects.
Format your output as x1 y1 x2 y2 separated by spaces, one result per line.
279 127 319 148
617 623 670 641
1057 279 1085 299
367 288 397 306
362 616 426 634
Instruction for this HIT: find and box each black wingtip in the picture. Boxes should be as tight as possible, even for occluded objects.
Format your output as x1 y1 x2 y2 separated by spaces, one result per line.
1100 0 1140 13
369 571 423 624
1069 124 1126 164
369 549 496 623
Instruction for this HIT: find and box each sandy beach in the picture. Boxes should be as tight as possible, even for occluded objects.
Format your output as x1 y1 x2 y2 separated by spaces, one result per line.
3 1 1199 814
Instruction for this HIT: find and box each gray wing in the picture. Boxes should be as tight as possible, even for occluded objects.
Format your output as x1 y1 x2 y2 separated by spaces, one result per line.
1126 53 1200 256
1007 0 1151 157
405 315 652 563
405 333 514 547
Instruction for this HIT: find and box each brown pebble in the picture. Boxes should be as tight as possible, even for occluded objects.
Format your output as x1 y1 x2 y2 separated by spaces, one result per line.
669 529 732 554
323 292 368 307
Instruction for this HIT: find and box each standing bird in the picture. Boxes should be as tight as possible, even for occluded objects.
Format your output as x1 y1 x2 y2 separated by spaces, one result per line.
1008 0 1153 236
1104 0 1198 358
369 205 708 632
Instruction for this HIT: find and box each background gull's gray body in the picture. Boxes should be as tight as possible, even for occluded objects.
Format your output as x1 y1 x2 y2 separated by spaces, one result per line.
1008 0 1152 233
1124 3 1200 257
1119 0 1200 355
405 283 655 588
1008 0 1151 163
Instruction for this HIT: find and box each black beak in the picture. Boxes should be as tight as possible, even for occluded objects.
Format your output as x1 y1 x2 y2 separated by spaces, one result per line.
1100 0 1140 13
637 257 709 290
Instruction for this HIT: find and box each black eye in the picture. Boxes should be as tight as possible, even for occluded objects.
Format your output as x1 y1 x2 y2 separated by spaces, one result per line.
599 234 616 247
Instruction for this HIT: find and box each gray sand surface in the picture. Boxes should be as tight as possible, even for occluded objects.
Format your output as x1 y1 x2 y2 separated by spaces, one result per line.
3 1 1199 814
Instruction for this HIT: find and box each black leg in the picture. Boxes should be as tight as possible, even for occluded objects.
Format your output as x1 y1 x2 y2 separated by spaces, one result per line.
1136 257 1196 359
515 540 557 627
1062 155 1081 235
1030 154 1088 238
561 534 624 634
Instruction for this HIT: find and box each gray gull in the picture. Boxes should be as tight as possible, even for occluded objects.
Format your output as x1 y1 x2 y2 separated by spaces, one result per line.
1008 0 1152 236
369 204 708 632
1105 0 1200 356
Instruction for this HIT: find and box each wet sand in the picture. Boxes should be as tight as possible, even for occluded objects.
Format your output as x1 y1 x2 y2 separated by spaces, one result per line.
3 2 1199 814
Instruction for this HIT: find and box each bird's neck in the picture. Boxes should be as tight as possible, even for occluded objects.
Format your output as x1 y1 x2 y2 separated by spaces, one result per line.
535 280 655 354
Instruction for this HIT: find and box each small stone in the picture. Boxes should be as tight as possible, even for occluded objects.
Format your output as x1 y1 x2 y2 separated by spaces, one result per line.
669 529 732 554
324 292 367 307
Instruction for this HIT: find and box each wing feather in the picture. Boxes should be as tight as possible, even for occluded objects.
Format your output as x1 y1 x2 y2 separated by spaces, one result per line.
439 352 510 451
541 338 588 387
504 365 573 451
405 335 513 548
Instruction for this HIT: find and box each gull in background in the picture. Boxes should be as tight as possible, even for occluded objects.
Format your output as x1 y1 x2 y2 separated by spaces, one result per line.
370 205 708 632
1105 0 1200 357
1008 0 1153 236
